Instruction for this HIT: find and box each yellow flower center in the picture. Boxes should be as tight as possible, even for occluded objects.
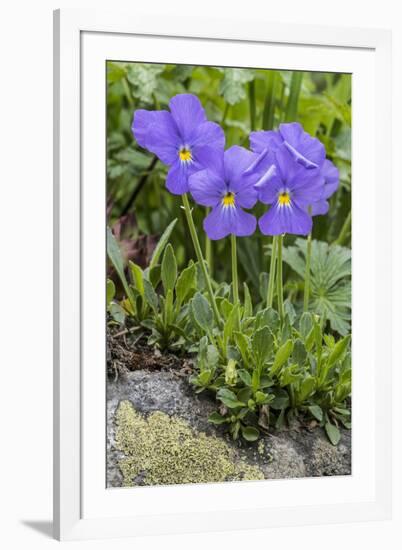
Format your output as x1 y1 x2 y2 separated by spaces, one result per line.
179 147 192 162
222 192 235 207
278 192 291 206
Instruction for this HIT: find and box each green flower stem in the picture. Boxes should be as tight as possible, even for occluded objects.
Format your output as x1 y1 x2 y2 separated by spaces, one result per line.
303 220 313 313
262 70 278 130
335 210 351 246
248 80 256 131
231 234 240 330
181 194 222 327
284 71 303 122
276 234 285 321
205 207 213 275
266 236 278 308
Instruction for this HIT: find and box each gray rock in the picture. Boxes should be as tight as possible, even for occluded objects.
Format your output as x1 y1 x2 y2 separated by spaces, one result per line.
107 370 351 487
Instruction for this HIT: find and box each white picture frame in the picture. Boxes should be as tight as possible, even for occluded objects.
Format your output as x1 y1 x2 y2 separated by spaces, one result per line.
53 8 392 541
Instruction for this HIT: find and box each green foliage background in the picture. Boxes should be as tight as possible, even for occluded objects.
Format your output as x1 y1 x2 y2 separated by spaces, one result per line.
107 62 351 318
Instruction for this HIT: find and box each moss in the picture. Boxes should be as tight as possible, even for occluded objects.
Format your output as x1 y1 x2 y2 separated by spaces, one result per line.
115 400 264 486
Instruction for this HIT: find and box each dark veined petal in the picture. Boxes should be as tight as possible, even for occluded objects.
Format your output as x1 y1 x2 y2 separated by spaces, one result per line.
188 169 226 207
204 204 256 240
259 201 312 236
166 160 191 195
169 94 207 142
249 130 282 154
133 110 179 164
279 122 326 168
321 159 339 199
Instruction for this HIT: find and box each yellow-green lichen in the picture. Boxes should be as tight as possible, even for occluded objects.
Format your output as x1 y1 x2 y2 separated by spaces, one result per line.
115 400 264 486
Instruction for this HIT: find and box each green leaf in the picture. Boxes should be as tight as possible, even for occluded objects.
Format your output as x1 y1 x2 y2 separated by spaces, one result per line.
149 218 178 269
271 393 290 410
271 340 293 375
325 422 341 445
191 292 214 332
298 376 316 403
243 282 253 318
255 307 280 332
327 335 351 367
241 426 260 442
129 261 144 296
218 68 255 105
299 312 313 340
107 227 135 310
217 388 245 409
308 405 323 422
251 326 273 367
238 369 252 387
234 332 251 367
107 227 125 281
282 239 351 335
143 279 158 313
126 63 165 103
106 279 115 305
208 412 227 425
175 261 196 306
223 304 240 351
109 302 125 324
161 244 177 293
292 339 307 366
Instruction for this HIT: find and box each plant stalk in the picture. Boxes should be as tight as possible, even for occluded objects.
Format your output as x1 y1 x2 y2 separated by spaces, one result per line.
248 80 256 131
181 194 222 326
267 236 278 308
276 234 285 321
334 210 352 246
262 71 278 130
231 234 239 307
284 71 303 122
304 210 313 312
231 234 240 330
205 207 213 275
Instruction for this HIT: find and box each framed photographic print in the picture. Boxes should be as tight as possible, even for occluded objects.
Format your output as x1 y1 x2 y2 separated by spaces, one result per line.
53 8 392 541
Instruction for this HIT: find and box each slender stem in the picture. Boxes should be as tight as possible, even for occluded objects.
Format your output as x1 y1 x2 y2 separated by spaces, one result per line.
303 230 312 312
262 71 278 130
231 234 239 306
248 81 256 131
334 210 351 246
181 194 222 326
284 71 303 122
276 234 285 321
222 103 230 124
231 234 240 330
267 236 278 308
205 207 213 275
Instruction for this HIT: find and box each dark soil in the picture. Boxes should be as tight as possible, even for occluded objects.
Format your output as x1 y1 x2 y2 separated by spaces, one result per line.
106 325 194 380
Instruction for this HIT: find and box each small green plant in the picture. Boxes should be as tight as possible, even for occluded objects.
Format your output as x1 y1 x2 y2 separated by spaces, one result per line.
107 83 352 447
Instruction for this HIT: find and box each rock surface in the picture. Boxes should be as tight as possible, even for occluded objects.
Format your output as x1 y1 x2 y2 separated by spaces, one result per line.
107 370 351 487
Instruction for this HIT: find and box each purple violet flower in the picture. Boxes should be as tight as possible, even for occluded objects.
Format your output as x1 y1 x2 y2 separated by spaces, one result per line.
250 122 326 170
254 145 325 236
311 159 340 215
132 94 225 195
188 146 259 240
250 122 339 216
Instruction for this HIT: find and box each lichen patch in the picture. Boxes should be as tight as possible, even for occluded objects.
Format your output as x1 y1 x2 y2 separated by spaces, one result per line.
115 400 264 486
